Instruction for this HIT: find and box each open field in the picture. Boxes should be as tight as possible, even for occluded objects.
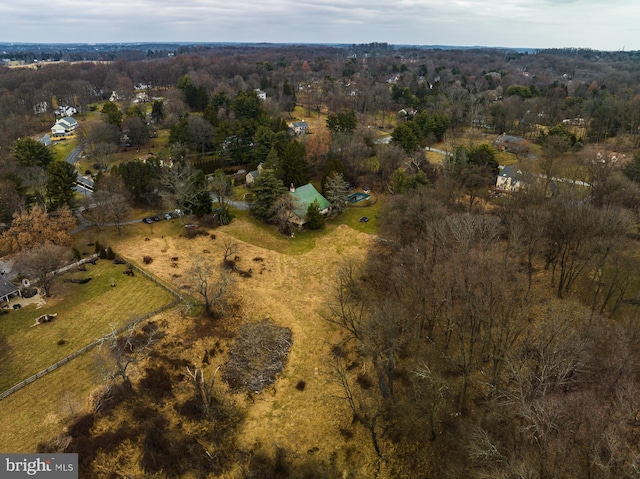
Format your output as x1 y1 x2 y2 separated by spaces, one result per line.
109 218 382 476
0 201 381 470
0 350 104 452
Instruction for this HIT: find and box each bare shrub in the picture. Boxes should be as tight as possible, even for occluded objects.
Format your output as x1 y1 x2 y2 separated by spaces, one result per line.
139 366 173 399
222 320 293 393
143 255 153 264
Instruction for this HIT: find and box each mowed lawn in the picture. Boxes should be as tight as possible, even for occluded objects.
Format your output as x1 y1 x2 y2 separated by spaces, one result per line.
0 259 176 392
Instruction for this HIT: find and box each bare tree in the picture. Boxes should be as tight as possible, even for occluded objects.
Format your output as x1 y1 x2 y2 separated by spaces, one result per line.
269 194 298 236
412 363 450 442
99 323 157 391
189 255 230 318
209 169 234 223
86 175 132 234
186 364 220 418
324 260 367 343
159 161 211 218
16 243 70 297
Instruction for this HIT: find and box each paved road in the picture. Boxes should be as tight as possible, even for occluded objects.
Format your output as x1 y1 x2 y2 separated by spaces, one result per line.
64 144 94 194
211 194 250 210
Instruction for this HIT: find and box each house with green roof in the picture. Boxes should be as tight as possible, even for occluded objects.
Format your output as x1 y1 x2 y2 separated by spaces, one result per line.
289 183 330 226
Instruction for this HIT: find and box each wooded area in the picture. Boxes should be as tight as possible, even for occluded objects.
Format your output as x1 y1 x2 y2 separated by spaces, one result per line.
3 42 640 477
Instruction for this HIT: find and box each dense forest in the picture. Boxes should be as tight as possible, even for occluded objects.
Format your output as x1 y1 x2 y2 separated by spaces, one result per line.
3 43 640 477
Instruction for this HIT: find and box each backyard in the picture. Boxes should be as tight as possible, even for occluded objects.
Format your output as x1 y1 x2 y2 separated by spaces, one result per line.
0 259 176 392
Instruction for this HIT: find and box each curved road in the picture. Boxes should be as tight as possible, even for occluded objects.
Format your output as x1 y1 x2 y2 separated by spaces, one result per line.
65 144 94 194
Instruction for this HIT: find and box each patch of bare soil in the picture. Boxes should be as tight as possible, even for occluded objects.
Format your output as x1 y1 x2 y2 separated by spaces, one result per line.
113 224 380 476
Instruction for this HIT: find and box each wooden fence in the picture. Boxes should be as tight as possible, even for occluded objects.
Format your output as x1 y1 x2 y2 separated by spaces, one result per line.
0 254 185 401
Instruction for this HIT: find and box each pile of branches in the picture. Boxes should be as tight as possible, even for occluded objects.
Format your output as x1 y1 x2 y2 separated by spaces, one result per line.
222 319 292 394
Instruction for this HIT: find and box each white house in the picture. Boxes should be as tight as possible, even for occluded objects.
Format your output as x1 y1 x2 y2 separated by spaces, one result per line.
51 116 78 138
246 163 264 185
290 121 309 136
255 89 267 100
496 166 528 192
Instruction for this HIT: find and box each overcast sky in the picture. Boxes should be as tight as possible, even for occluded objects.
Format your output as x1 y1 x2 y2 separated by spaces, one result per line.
0 0 636 51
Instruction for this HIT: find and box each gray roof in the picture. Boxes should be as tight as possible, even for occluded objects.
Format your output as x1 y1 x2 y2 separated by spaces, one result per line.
0 276 18 300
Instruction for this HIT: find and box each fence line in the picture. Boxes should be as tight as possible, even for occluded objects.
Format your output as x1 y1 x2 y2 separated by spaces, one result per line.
0 299 180 401
0 253 185 402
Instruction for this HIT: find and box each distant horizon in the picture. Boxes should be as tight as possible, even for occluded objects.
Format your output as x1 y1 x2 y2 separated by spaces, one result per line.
0 41 634 55
0 1 635 52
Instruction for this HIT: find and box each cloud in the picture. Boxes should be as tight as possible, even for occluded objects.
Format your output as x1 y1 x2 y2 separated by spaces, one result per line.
0 0 637 50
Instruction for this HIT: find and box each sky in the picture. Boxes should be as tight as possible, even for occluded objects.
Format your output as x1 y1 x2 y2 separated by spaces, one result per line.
0 0 637 51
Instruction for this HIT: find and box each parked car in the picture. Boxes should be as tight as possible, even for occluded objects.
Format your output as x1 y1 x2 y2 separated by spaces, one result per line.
143 217 153 224
164 213 172 220
359 216 370 223
151 215 160 221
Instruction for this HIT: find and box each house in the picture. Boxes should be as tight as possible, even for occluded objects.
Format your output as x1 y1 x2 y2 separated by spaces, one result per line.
33 101 48 115
255 89 267 100
290 121 309 136
246 162 264 185
493 133 530 155
496 166 529 192
288 183 331 226
51 116 78 138
55 106 77 117
398 108 417 120
0 276 20 303
133 92 149 103
496 166 557 195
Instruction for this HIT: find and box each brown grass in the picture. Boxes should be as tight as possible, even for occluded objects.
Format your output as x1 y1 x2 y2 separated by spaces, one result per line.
109 221 381 476
1 216 381 475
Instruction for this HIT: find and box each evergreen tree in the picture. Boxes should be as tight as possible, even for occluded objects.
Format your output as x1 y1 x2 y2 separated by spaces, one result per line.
151 99 164 124
46 160 77 210
280 141 309 187
306 199 325 230
101 101 123 128
12 137 54 168
324 172 350 217
250 169 287 222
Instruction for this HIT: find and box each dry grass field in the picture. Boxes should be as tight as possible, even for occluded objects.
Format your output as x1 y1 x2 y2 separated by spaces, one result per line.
1 216 384 475
109 221 382 476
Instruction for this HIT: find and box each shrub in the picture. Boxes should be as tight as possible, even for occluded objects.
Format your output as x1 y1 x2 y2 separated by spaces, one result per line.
139 366 173 399
106 246 115 260
143 256 153 265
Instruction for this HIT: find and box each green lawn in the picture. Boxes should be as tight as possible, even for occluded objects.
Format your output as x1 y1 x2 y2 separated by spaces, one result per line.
222 194 382 255
0 260 175 392
51 139 78 162
0 350 104 453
